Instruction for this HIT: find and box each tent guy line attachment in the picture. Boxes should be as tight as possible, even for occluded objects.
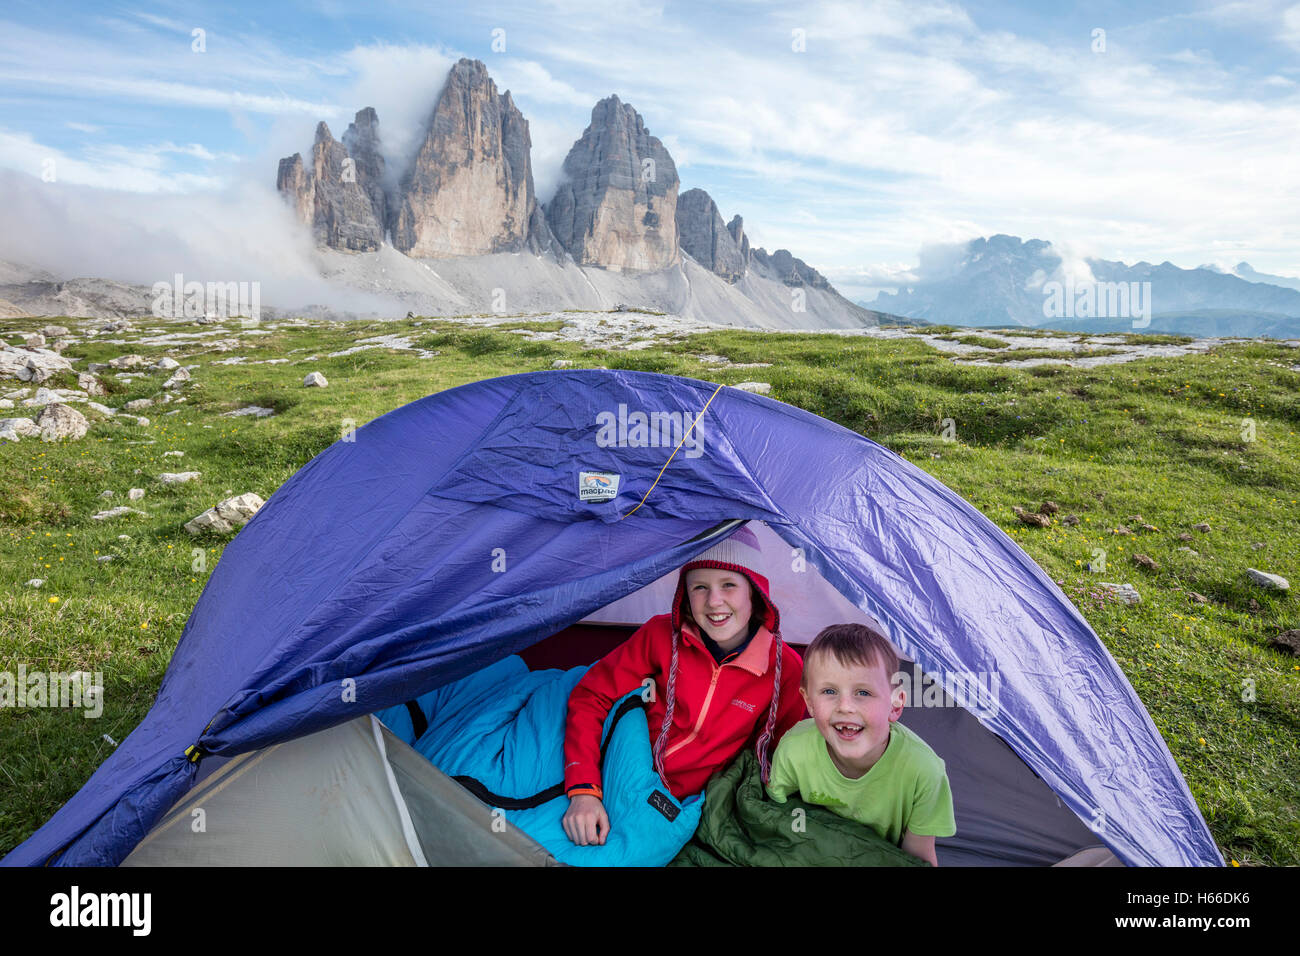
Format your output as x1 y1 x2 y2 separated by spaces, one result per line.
621 383 725 521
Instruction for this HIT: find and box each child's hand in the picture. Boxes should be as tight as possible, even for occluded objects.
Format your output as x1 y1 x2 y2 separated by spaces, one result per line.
562 794 610 846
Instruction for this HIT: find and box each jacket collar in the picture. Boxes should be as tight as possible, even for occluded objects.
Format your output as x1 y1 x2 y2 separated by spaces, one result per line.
680 618 776 677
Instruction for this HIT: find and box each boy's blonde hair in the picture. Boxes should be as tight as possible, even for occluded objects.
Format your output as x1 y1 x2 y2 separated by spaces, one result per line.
802 622 899 686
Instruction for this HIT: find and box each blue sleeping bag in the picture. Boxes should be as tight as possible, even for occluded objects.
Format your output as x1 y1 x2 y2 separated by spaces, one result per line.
375 655 703 866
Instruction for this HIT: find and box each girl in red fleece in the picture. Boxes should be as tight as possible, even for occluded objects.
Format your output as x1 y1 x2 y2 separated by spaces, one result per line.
562 526 805 846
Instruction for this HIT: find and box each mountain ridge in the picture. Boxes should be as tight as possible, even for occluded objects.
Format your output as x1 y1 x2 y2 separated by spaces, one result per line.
274 57 875 330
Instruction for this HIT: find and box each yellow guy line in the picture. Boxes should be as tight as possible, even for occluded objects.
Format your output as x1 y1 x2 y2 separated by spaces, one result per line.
621 383 725 520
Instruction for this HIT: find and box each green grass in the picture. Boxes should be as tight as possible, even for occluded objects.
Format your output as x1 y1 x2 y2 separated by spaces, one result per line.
2 314 1297 866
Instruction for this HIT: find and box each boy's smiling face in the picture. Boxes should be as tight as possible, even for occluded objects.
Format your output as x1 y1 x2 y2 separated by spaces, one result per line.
800 648 905 779
685 568 753 652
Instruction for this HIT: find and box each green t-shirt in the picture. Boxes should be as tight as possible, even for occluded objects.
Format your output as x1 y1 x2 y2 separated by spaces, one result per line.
766 718 956 845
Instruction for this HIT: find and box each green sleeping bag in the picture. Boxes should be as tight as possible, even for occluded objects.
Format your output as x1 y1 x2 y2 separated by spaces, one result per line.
670 749 931 867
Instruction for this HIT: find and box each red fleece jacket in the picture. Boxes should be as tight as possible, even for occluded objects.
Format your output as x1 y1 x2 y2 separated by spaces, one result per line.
563 563 805 801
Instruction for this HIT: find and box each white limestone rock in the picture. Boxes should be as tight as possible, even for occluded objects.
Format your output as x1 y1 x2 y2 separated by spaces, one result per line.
1247 568 1289 591
37 403 89 441
91 506 148 520
184 492 265 535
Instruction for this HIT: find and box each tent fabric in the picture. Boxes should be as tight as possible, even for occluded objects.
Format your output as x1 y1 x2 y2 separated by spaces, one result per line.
4 369 1221 867
122 715 555 866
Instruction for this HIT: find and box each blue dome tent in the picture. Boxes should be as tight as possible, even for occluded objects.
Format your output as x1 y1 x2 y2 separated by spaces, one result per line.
4 370 1222 867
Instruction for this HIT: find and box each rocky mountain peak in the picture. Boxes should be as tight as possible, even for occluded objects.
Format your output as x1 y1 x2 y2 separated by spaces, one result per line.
676 188 745 283
546 95 680 272
727 214 749 261
276 115 385 252
390 57 546 257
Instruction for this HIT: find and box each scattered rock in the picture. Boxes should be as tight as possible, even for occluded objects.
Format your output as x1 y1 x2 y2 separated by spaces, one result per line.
77 373 106 396
1246 568 1289 591
153 357 181 370
551 360 573 369
0 417 40 442
96 555 114 563
1098 582 1141 605
25 386 89 408
27 578 44 588
1039 501 1060 515
303 371 328 387
732 381 771 395
1012 506 1051 528
1132 553 1159 570
91 506 148 520
99 490 114 499
1 344 74 383
1139 523 1159 533
1111 525 1132 536
1267 629 1300 656
1250 542 1266 550
108 354 149 369
124 398 154 412
1189 592 1208 604
159 471 202 484
184 492 265 535
1193 522 1211 532
117 535 131 541
1176 547 1199 556
128 488 144 500
163 367 191 389
1126 514 1143 524
222 405 275 418
162 450 184 457
36 403 89 441
42 325 70 338
24 333 46 348
1061 514 1080 526
1177 532 1192 542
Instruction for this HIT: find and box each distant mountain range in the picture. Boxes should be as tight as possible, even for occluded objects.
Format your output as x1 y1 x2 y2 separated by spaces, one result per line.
272 58 884 330
864 235 1300 338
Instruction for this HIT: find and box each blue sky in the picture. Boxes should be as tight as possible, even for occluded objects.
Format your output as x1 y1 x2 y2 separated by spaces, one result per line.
2 0 1299 302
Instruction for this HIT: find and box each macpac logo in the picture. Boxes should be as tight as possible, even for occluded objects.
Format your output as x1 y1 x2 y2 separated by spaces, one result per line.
730 698 756 713
49 886 151 936
578 470 620 502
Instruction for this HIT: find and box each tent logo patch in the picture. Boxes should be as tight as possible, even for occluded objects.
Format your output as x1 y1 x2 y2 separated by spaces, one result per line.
578 470 620 502
647 790 680 821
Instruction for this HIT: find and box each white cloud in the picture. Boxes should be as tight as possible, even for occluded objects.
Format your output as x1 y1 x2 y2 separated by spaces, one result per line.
0 70 338 116
0 129 225 193
0 167 405 314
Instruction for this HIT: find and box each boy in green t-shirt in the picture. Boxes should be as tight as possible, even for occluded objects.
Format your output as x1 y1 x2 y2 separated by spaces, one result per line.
766 623 955 866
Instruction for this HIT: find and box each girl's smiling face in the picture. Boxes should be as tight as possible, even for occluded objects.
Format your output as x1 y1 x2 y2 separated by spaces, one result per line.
685 568 754 652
